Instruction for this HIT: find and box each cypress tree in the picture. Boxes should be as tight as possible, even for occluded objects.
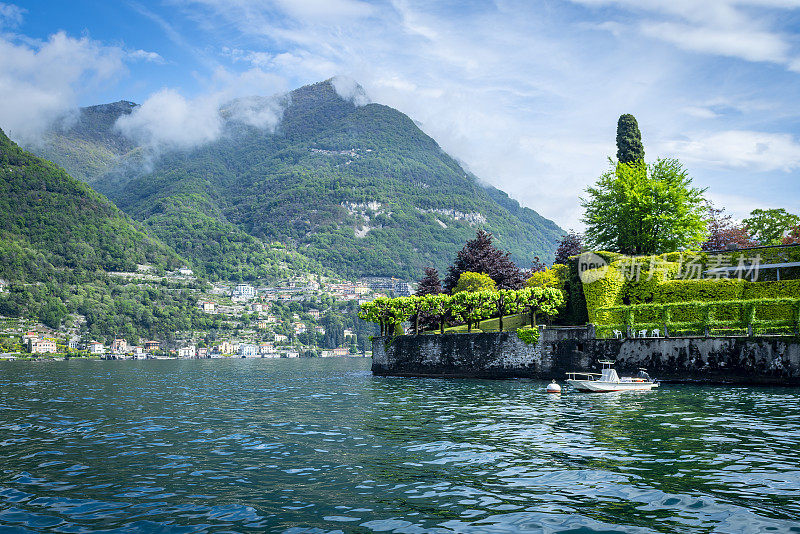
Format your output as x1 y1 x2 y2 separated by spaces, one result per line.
616 114 644 164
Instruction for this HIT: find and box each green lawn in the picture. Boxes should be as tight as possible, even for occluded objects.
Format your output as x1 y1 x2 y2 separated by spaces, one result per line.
427 312 534 334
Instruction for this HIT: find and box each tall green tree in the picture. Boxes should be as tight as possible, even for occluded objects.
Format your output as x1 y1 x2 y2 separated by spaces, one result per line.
581 159 707 255
616 114 645 164
743 208 800 245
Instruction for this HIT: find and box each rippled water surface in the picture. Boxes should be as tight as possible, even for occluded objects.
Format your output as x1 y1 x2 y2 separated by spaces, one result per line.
1 359 799 533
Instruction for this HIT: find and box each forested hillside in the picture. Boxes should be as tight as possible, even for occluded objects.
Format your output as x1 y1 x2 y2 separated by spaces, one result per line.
33 80 564 280
0 128 180 281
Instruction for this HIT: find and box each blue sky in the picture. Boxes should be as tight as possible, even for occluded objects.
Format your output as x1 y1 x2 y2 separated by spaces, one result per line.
1 0 800 229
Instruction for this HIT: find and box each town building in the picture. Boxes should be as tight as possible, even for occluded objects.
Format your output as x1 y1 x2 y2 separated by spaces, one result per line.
30 338 57 354
111 339 128 354
239 344 259 357
308 309 321 319
197 347 209 358
132 346 145 358
218 341 236 354
198 301 216 313
22 332 39 345
232 284 256 301
144 340 160 351
88 342 105 355
274 334 288 343
178 346 196 358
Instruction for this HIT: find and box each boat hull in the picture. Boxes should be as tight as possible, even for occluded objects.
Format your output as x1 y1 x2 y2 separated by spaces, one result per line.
566 379 658 392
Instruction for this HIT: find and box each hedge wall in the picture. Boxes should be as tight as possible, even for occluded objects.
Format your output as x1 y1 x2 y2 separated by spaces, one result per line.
580 245 800 335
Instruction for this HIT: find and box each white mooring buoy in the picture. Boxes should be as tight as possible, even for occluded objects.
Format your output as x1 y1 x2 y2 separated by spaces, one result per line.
546 380 561 394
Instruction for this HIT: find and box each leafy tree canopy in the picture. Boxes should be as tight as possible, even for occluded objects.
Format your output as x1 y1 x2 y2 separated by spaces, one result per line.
702 202 757 251
743 208 800 246
581 159 707 255
453 271 497 293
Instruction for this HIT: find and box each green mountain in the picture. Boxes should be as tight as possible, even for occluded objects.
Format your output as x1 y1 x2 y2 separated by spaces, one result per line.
34 80 564 281
0 127 181 282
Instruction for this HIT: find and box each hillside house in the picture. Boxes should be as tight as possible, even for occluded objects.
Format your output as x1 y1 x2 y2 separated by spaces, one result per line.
232 284 256 301
111 339 128 354
198 301 216 313
144 340 160 351
88 342 105 355
22 332 39 345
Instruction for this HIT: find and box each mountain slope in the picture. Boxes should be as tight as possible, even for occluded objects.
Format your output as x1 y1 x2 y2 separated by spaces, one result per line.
34 80 564 281
0 127 181 281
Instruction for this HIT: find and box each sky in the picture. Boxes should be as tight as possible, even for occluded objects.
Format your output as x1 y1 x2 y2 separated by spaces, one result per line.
1 0 800 230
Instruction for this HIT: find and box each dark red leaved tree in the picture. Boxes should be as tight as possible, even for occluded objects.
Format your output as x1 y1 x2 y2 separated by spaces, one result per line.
443 230 524 292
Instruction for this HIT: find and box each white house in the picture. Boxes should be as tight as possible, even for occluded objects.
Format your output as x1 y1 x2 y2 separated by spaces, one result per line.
88 341 105 355
238 344 259 357
274 334 288 343
198 301 216 313
178 345 196 358
178 267 194 276
232 284 256 301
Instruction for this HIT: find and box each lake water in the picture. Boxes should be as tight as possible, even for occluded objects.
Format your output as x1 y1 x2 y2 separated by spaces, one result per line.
0 358 799 533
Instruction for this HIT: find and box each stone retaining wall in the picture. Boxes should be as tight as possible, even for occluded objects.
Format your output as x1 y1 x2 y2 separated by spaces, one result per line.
372 327 800 385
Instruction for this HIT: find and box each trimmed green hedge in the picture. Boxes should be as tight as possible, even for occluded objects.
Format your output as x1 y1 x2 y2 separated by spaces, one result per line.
595 298 800 338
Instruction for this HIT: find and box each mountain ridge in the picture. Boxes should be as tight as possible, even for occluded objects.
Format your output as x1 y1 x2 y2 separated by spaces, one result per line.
30 79 564 281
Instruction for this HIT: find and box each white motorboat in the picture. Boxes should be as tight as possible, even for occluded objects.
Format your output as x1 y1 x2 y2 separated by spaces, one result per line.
566 360 659 392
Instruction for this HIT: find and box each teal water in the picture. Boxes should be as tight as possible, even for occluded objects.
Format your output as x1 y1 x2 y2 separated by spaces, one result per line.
0 359 799 533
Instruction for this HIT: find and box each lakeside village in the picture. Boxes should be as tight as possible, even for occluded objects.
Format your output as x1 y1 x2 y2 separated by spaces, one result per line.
0 269 410 360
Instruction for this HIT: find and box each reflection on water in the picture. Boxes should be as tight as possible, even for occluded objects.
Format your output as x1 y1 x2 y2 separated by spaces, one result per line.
0 358 799 533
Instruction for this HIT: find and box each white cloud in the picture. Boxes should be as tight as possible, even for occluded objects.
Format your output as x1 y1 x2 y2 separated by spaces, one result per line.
115 88 223 149
331 75 370 106
572 0 800 70
640 21 789 63
127 48 166 64
660 130 800 172
272 0 374 21
115 67 288 149
0 2 25 27
0 31 126 141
